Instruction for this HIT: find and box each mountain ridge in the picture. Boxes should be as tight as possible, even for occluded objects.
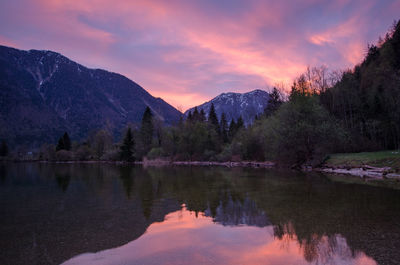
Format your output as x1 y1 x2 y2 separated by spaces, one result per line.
184 89 270 125
0 45 182 147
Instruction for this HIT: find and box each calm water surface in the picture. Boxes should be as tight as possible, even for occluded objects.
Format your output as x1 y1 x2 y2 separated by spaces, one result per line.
1 163 400 265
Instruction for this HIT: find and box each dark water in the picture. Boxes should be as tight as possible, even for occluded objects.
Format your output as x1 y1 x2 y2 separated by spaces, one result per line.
1 163 400 265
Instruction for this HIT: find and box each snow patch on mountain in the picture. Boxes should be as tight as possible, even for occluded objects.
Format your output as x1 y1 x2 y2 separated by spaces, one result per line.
184 89 270 125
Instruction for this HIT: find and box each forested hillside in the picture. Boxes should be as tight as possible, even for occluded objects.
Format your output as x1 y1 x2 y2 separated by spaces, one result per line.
321 20 400 151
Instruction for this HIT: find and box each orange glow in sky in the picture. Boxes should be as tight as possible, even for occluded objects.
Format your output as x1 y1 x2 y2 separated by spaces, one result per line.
0 0 399 110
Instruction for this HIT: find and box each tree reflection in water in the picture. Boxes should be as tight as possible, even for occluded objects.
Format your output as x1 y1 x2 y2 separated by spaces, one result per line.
62 206 376 265
1 163 399 265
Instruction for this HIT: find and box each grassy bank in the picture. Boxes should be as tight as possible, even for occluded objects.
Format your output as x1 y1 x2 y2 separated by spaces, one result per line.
325 151 400 172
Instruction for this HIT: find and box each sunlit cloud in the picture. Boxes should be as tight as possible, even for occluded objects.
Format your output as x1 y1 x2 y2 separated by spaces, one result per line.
0 35 15 47
0 0 398 110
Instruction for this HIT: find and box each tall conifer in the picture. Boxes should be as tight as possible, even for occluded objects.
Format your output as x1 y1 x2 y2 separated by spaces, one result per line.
140 106 154 155
63 132 71 151
120 128 135 161
208 103 220 134
0 140 8 156
220 113 228 143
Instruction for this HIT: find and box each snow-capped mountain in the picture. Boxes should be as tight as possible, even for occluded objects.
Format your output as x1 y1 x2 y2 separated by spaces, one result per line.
184 89 270 125
0 45 181 147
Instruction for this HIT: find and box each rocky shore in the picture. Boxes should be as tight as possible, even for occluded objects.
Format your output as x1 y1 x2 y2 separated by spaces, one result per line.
141 159 275 168
4 158 400 181
316 165 400 180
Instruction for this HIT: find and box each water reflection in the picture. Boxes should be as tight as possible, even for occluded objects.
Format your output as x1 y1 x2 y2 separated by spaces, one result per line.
62 206 376 265
204 196 271 227
119 166 135 198
55 173 71 192
0 163 400 265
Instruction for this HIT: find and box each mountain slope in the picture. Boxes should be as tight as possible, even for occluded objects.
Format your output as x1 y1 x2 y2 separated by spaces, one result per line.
184 89 269 125
0 45 181 147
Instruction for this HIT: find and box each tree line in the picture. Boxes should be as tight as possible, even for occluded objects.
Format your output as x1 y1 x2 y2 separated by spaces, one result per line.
2 20 399 167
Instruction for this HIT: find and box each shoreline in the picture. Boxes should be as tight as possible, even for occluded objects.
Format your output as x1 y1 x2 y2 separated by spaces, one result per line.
2 158 400 180
144 159 276 168
316 165 400 180
1 159 276 168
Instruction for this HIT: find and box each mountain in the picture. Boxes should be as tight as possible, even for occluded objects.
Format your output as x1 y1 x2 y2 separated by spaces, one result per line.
0 45 182 147
184 89 270 125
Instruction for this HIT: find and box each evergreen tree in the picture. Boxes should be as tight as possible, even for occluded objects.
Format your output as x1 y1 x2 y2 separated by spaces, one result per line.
208 103 220 134
140 106 154 155
220 113 228 143
187 111 193 122
56 137 65 151
178 115 184 127
56 132 71 151
120 128 135 161
0 140 8 157
193 107 200 121
236 116 244 130
63 132 71 151
228 118 237 140
199 109 206 122
264 87 283 117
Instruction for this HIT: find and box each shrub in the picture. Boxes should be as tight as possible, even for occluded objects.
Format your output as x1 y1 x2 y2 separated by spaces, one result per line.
146 147 164 160
55 150 74 161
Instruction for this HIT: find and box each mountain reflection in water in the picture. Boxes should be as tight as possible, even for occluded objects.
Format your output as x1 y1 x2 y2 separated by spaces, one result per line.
62 206 375 265
0 163 399 265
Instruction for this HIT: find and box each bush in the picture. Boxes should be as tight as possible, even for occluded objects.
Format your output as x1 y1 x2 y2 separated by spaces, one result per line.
100 149 120 161
262 94 346 166
203 150 217 161
55 150 74 161
75 145 92 161
217 145 233 162
39 144 57 161
146 147 164 160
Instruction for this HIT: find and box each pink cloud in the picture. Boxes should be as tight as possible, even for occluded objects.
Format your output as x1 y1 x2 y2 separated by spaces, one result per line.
1 0 398 109
0 35 16 47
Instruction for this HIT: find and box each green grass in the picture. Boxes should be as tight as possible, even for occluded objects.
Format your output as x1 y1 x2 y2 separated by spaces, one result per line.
326 150 400 172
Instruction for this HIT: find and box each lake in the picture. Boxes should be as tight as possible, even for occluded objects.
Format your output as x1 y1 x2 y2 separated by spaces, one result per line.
1 163 400 265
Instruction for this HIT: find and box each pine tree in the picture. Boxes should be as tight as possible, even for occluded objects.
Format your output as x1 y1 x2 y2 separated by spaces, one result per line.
56 132 71 151
236 116 244 130
0 140 8 156
220 113 228 143
178 115 184 127
120 128 135 161
63 132 71 151
56 137 65 151
140 106 154 155
229 118 237 140
208 103 220 134
264 87 283 117
199 109 206 122
187 111 193 122
193 107 200 121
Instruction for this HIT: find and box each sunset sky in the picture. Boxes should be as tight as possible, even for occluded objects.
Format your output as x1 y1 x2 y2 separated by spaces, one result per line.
1 0 399 111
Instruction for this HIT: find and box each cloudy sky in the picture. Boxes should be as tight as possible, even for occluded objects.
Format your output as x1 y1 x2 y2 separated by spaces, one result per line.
1 0 399 110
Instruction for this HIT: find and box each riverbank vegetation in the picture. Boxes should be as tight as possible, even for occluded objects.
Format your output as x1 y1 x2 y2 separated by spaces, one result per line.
1 21 400 168
325 151 400 172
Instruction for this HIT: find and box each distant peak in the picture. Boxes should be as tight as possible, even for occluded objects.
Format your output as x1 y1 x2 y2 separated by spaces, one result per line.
246 89 267 94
